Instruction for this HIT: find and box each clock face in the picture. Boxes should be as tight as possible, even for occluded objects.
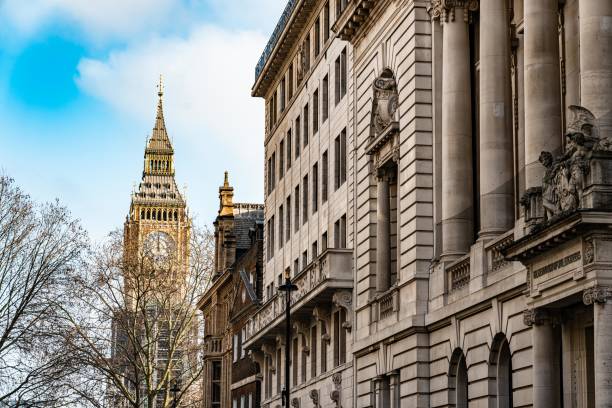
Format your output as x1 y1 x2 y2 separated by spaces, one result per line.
144 231 175 265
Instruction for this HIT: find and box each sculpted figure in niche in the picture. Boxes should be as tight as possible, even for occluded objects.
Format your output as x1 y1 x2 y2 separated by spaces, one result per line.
371 69 399 138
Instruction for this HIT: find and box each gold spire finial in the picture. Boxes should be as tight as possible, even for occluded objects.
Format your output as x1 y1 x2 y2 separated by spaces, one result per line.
223 171 229 187
157 74 164 98
219 171 234 216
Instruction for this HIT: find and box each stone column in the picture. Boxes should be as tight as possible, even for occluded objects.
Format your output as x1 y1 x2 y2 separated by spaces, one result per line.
440 1 476 258
584 286 612 408
524 0 562 189
376 169 390 292
524 309 561 408
579 0 612 139
479 0 513 238
389 370 400 408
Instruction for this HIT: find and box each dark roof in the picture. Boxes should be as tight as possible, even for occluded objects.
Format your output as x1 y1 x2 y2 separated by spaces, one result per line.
233 203 264 251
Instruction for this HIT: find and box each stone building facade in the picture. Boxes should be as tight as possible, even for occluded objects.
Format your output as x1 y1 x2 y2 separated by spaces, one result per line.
249 0 612 407
198 174 264 408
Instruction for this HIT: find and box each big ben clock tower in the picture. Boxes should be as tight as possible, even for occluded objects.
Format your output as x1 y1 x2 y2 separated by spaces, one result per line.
124 78 190 275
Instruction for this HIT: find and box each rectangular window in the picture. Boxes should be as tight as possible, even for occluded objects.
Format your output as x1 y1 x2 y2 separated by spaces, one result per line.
301 335 307 383
313 89 319 134
340 47 347 98
280 78 286 113
294 185 300 232
310 325 318 378
271 91 277 125
320 323 327 373
288 64 294 100
312 240 318 261
212 361 222 407
295 116 301 158
233 334 238 362
303 104 309 147
322 75 329 122
279 139 284 179
267 219 271 260
276 348 282 394
333 310 347 367
322 231 328 252
335 48 347 104
322 150 329 202
303 174 308 224
270 215 275 257
292 337 298 386
271 152 277 191
302 250 308 270
304 34 311 72
286 196 291 242
267 157 271 195
314 17 321 57
334 129 346 189
312 162 319 213
278 205 284 248
324 2 330 42
286 130 292 169
335 55 341 105
294 258 299 276
333 214 347 248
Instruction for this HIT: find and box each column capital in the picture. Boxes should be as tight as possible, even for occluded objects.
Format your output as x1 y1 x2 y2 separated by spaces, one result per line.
583 286 612 305
428 0 478 22
523 308 560 326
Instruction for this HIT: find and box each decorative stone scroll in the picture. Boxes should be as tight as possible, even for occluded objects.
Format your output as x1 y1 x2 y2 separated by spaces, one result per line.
330 373 342 407
309 389 320 408
293 321 310 354
583 286 611 305
522 105 612 225
291 397 300 408
332 290 353 331
313 306 331 343
523 308 547 327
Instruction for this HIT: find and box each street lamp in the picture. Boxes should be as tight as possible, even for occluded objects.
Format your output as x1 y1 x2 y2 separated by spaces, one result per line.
170 380 180 408
278 267 297 407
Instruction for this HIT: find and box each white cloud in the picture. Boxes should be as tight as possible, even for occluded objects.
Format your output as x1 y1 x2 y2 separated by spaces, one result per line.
0 0 185 41
76 25 267 218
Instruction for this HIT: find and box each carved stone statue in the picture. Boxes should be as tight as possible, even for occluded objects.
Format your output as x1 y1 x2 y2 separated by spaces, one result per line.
371 69 399 138
531 105 612 221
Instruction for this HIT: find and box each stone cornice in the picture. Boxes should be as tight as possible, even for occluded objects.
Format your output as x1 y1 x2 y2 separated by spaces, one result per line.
332 0 376 43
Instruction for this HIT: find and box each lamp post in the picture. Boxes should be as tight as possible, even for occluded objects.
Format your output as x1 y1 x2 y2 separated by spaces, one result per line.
278 267 297 407
170 380 180 408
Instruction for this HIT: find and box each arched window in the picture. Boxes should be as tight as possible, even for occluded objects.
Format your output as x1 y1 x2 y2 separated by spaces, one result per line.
489 334 513 408
449 349 468 408
147 209 151 219
140 209 145 219
174 210 178 221
163 210 167 221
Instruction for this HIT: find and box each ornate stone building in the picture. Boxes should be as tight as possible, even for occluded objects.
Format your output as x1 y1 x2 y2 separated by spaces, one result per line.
250 0 612 407
245 1 354 407
198 174 264 408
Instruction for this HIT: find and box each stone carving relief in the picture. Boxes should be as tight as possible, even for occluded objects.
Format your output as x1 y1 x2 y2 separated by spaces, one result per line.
330 373 342 407
332 290 353 331
583 239 594 265
293 320 310 354
371 69 399 138
291 397 300 408
583 286 611 305
309 389 320 408
522 105 612 224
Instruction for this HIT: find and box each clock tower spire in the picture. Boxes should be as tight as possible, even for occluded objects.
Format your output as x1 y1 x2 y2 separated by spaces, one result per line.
124 79 190 269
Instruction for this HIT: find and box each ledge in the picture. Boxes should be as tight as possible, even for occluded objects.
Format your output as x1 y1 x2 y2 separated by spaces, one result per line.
332 0 376 42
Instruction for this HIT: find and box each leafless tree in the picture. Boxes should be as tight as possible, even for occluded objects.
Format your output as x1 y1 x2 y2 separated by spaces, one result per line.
0 175 88 407
62 225 215 407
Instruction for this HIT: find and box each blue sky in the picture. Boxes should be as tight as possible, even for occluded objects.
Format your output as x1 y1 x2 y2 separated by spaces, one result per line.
0 0 285 241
